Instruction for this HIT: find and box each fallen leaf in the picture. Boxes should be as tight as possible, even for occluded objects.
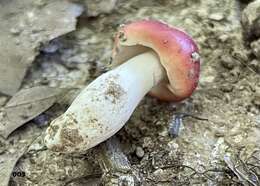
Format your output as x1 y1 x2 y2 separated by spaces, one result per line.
0 0 83 95
0 86 67 138
0 125 43 186
0 147 27 186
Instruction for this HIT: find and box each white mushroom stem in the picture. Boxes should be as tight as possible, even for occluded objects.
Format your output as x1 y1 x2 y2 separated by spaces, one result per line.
45 51 166 153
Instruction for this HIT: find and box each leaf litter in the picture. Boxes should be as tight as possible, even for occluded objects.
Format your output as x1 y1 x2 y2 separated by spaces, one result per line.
0 0 83 95
0 0 260 185
0 86 68 138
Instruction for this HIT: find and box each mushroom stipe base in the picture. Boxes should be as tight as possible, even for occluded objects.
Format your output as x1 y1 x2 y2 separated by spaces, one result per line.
45 51 165 153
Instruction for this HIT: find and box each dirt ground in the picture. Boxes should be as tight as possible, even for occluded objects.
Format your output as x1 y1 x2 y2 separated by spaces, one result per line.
0 0 260 185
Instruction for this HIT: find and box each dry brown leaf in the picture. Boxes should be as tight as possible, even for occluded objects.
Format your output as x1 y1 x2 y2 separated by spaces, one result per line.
0 86 67 138
0 0 83 95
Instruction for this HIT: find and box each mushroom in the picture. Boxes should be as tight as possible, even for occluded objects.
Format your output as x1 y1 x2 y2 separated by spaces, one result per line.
44 20 200 153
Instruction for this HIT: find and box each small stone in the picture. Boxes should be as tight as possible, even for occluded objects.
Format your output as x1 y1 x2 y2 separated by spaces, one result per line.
220 55 236 69
220 84 233 92
230 67 240 77
249 105 259 115
40 39 61 53
33 0 47 7
153 168 164 177
142 137 154 148
214 131 225 137
167 141 179 151
249 59 260 73
33 114 49 127
8 148 16 154
197 9 208 18
31 27 45 34
10 28 21 35
84 0 117 17
158 129 168 137
14 39 21 45
184 18 194 25
135 146 144 158
219 34 229 42
251 39 260 59
252 92 260 106
233 49 249 62
256 115 260 125
191 52 200 62
209 13 224 21
200 75 215 86
0 96 7 106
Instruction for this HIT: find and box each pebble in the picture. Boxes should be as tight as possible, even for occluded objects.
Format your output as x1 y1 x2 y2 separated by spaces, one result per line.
142 137 154 148
33 114 49 127
153 168 164 177
184 18 194 25
40 39 61 53
209 13 224 21
10 27 21 35
220 83 233 93
8 148 16 154
256 115 260 125
252 92 260 106
251 39 260 59
167 141 179 151
218 34 229 42
33 0 47 8
230 67 240 77
249 106 259 115
197 9 208 18
158 128 168 137
220 55 235 69
200 75 215 86
135 146 145 158
0 97 7 107
249 59 260 73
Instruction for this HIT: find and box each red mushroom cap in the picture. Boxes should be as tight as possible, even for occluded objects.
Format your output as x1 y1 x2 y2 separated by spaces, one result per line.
112 20 200 101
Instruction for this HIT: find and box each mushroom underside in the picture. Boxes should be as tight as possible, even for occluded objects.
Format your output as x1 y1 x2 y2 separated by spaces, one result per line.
112 44 177 101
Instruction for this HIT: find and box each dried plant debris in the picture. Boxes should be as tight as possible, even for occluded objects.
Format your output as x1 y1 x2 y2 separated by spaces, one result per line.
98 137 137 185
0 86 67 138
0 0 258 185
0 0 83 95
224 153 260 186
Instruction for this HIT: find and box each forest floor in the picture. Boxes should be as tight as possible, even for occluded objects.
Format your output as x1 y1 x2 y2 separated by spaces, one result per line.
0 0 260 185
